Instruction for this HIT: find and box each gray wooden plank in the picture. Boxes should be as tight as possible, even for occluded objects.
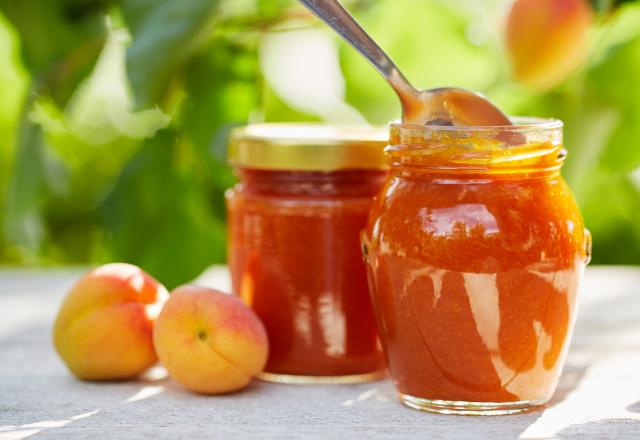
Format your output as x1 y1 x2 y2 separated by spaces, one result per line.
0 266 639 439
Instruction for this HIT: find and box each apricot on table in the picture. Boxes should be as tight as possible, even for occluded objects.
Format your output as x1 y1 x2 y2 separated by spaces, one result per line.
53 263 168 380
153 285 268 394
506 0 593 90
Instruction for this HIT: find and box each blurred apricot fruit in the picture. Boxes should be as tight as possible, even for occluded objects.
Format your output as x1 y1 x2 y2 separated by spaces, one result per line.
153 285 269 395
506 0 593 90
53 263 168 380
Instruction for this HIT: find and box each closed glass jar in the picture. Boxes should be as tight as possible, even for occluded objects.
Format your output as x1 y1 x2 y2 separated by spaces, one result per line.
362 119 591 414
226 124 388 383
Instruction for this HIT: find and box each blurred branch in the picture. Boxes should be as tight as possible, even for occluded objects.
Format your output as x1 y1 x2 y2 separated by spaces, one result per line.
214 0 376 34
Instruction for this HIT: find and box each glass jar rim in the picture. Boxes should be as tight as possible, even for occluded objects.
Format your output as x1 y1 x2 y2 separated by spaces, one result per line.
387 116 565 176
390 117 563 132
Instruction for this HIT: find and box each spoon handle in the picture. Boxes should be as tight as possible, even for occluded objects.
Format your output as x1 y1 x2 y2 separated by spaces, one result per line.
298 0 412 89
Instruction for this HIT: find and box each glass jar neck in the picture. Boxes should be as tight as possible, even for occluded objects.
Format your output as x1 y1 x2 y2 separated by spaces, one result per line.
388 119 565 179
236 168 387 197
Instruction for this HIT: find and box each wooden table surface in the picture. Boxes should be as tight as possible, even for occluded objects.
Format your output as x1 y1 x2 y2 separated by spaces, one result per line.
1 266 639 439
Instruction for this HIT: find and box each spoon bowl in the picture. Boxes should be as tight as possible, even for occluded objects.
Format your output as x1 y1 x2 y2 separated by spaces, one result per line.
403 88 513 126
299 0 511 126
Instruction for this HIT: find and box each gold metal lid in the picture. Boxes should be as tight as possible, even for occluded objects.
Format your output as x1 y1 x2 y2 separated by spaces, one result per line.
228 123 389 171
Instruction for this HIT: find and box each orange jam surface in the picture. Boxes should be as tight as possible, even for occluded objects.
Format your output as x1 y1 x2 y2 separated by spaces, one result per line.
364 129 589 403
227 169 387 377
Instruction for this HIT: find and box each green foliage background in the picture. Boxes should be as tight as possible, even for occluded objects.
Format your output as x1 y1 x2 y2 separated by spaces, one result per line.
1 0 640 288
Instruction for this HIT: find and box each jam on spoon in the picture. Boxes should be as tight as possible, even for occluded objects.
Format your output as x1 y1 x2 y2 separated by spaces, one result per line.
298 0 512 126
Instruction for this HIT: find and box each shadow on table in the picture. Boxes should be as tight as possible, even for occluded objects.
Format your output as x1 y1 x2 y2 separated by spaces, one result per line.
556 418 640 440
3 329 277 438
627 401 640 413
544 363 589 407
3 294 634 440
573 290 640 342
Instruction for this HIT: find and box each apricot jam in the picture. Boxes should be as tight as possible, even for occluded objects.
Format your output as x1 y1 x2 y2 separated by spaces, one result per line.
362 119 591 414
226 124 388 383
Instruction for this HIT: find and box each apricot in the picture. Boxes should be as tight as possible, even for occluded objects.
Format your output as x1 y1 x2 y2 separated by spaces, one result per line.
153 285 268 394
53 263 168 380
505 0 592 90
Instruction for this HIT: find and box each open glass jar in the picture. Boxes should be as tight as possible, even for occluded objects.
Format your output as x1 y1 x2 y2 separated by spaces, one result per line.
226 124 388 383
362 118 591 414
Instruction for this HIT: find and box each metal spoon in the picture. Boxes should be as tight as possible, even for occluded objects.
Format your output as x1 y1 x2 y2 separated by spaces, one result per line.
298 0 511 126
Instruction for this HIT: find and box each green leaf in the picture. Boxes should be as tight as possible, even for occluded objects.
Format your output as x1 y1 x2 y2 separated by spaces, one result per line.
587 35 640 172
121 0 220 109
3 115 46 254
0 1 106 259
0 0 107 105
579 170 640 264
174 31 289 278
2 97 67 259
179 36 260 226
0 15 28 256
99 129 225 289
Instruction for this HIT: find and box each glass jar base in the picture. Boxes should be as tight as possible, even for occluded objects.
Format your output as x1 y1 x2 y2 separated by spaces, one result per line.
399 393 547 416
258 370 386 385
